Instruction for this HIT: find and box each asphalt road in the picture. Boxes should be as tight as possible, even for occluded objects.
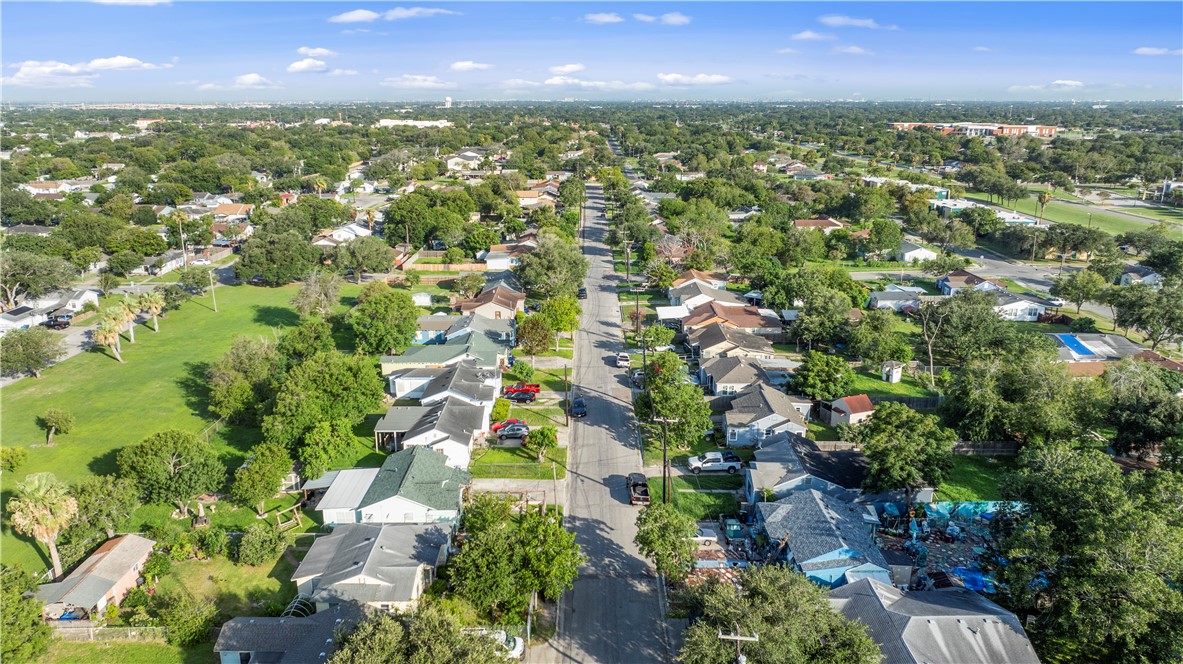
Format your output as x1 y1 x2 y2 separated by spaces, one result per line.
528 184 668 663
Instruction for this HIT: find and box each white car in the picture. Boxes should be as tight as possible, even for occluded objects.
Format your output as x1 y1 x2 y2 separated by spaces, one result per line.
191 258 211 266
1047 297 1065 307
466 629 525 660
615 352 630 368
687 451 743 475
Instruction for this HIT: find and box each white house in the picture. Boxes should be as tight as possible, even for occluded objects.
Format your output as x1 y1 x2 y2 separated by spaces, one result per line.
372 397 487 469
895 240 937 263
1120 265 1163 290
823 395 875 427
724 383 808 447
993 293 1048 322
310 446 470 526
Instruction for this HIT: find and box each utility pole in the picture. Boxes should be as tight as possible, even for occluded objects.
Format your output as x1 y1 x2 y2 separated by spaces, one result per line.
653 417 678 504
717 624 759 664
208 269 218 312
564 364 570 426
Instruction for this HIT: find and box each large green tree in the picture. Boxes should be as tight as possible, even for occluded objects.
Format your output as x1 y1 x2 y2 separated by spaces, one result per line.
0 326 65 379
289 268 343 318
790 350 854 401
349 289 420 354
0 251 75 310
231 441 292 515
235 230 319 285
1 565 52 663
849 402 956 502
207 336 282 425
338 235 392 283
1051 269 1107 313
328 604 505 664
847 308 913 365
539 295 581 351
679 565 879 664
69 475 140 540
516 231 588 297
263 351 384 448
634 502 697 582
1113 282 1183 350
116 430 224 516
6 473 77 578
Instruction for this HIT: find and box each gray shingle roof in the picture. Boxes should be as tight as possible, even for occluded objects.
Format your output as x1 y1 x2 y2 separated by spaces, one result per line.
757 490 887 570
727 383 807 427
294 523 449 605
419 360 498 404
36 535 155 610
214 601 365 662
701 356 760 386
670 281 747 306
829 578 1041 664
689 323 774 356
360 446 471 511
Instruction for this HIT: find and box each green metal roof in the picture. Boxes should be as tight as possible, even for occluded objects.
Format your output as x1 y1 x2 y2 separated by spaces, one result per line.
360 446 471 511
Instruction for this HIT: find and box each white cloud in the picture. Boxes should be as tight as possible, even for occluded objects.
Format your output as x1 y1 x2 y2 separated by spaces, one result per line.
1133 47 1183 56
380 74 455 89
833 45 874 55
657 73 731 85
775 47 799 55
502 78 541 88
659 12 691 26
973 46 992 52
287 58 327 73
791 30 834 41
818 15 897 30
329 9 380 23
384 7 459 20
1051 80 1083 89
329 69 359 76
633 13 656 22
2 55 168 88
549 63 585 74
450 60 492 71
544 75 654 91
1008 79 1086 93
233 73 278 89
584 12 624 24
297 46 337 57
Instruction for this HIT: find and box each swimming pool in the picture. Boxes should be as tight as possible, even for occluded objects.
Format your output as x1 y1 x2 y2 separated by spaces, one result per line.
1054 334 1096 356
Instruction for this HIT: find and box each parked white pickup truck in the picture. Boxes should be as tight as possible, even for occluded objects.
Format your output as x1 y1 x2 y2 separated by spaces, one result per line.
687 451 743 475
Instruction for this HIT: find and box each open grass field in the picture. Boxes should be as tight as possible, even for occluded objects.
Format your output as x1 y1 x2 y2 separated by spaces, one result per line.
0 282 364 571
848 370 931 398
648 480 740 521
964 191 1183 238
39 639 205 664
937 456 1016 502
469 446 568 480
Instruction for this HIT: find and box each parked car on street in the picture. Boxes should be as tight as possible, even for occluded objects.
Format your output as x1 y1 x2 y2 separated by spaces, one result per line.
626 473 650 505
570 395 587 418
1047 297 1065 307
615 352 630 368
491 419 527 432
497 424 530 440
688 451 743 475
630 369 645 388
504 391 536 404
503 383 541 395
464 628 525 661
577 287 588 299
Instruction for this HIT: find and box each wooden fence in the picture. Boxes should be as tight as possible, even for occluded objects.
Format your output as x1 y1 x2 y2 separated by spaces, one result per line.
412 263 486 272
50 624 168 642
869 395 943 410
952 441 1020 456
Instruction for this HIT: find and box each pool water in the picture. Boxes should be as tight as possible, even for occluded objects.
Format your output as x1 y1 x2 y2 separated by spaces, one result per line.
1054 334 1096 356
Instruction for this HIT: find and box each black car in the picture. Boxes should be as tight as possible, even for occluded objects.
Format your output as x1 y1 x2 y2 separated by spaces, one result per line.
577 287 588 299
570 395 587 418
43 319 70 330
505 391 536 403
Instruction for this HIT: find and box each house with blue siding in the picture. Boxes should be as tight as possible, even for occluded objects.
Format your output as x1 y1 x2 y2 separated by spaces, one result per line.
755 489 890 588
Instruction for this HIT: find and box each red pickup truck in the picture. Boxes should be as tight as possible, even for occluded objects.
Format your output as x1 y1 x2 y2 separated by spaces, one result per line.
503 383 541 395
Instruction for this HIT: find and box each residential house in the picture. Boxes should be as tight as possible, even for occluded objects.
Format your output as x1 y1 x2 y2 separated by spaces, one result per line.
655 233 690 263
211 222 253 244
792 169 834 181
482 270 524 295
418 361 499 411
312 223 371 248
681 302 784 341
793 218 847 234
868 291 921 312
668 282 747 310
687 323 775 360
752 161 769 173
2 224 53 237
311 446 470 525
36 535 156 620
292 523 450 613
443 314 515 348
212 203 254 222
482 242 535 271
936 270 1006 295
861 176 949 200
18 181 70 195
1048 332 1145 373
699 356 760 395
457 286 525 320
372 399 486 469
413 314 459 345
743 435 851 504
822 394 875 427
895 240 938 263
131 250 186 277
756 490 890 588
381 333 506 373
670 269 728 291
0 305 51 334
724 383 808 446
829 578 1041 664
444 153 484 172
993 292 1048 322
1119 264 1162 289
215 601 364 664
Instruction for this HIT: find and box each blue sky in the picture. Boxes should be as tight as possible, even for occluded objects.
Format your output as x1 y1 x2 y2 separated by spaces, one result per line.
2 1 1181 102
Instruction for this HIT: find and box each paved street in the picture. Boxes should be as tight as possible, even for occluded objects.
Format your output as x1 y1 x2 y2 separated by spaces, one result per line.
528 184 667 663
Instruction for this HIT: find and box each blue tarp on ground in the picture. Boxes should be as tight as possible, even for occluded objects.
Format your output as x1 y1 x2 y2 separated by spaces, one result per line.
952 566 996 593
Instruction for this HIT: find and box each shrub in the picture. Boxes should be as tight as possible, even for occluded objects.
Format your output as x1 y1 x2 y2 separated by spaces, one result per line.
1069 316 1098 333
193 527 229 559
431 294 450 306
122 586 151 610
127 607 158 627
511 361 535 382
442 247 465 264
491 398 511 423
159 593 217 647
79 300 100 314
142 552 172 581
236 524 285 566
1 447 28 473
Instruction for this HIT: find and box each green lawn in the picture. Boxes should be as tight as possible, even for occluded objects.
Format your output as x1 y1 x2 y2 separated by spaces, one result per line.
649 480 740 521
39 640 206 664
672 475 744 491
996 278 1036 294
642 431 756 467
937 456 1016 502
155 549 298 618
509 404 568 427
847 370 931 398
807 421 841 442
1010 321 1072 335
0 283 361 571
469 446 568 479
964 191 1182 238
504 367 570 394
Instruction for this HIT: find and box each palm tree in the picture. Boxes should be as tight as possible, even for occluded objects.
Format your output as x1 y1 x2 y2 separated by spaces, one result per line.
94 316 124 363
1038 191 1052 221
8 473 78 578
138 290 165 332
118 297 139 343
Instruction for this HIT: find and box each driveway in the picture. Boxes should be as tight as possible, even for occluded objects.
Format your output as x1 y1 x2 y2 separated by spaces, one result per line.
527 184 668 663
